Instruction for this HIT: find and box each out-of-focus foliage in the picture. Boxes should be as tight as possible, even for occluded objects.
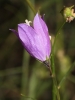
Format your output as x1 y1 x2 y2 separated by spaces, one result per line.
0 0 75 100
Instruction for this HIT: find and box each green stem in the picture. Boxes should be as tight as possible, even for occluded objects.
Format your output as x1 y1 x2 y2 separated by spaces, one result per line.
25 0 36 14
51 20 66 100
52 20 66 52
21 51 30 100
21 94 37 100
58 61 75 89
51 53 60 100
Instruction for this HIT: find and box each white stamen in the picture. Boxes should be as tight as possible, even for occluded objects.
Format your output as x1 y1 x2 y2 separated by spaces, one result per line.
25 19 32 26
49 35 51 40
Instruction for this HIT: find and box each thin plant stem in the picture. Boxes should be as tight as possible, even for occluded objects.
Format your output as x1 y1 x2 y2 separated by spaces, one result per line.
21 94 37 100
43 59 52 76
67 75 75 83
58 61 75 89
25 0 36 14
21 51 30 100
52 20 66 52
51 53 60 100
51 20 66 100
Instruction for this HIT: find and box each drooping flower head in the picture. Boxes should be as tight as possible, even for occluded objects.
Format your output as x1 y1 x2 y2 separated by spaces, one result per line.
10 13 51 62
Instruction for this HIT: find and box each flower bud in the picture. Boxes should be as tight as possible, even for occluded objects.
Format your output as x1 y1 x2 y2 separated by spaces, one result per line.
60 5 75 22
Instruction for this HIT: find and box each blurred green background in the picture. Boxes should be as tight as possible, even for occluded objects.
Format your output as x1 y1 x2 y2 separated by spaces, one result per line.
0 0 75 100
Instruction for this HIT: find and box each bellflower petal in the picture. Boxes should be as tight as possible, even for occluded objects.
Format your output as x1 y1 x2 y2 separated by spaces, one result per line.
10 13 51 61
33 13 51 58
9 29 19 37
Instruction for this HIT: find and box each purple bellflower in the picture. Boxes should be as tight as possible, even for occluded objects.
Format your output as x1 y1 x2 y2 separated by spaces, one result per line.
10 13 51 62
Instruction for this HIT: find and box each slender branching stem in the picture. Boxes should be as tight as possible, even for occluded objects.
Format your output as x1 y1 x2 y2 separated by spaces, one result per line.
58 61 75 89
51 20 66 100
25 0 36 14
